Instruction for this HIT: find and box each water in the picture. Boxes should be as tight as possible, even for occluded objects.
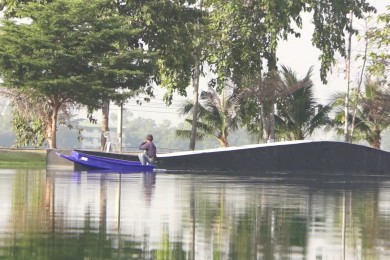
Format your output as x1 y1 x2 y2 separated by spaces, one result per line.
0 169 390 259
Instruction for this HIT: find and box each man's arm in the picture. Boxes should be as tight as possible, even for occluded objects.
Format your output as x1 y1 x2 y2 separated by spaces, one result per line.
139 141 150 150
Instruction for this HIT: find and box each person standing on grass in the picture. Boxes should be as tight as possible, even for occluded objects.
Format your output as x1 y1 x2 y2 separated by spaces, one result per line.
138 134 157 165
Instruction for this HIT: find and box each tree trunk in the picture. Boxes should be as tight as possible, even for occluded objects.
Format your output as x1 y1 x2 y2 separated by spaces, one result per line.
217 134 229 147
261 105 269 142
46 125 52 148
46 100 60 148
261 104 275 142
189 0 203 151
257 114 263 144
269 105 275 142
189 54 200 151
49 110 57 148
101 99 110 151
344 12 353 143
371 129 381 149
351 21 369 140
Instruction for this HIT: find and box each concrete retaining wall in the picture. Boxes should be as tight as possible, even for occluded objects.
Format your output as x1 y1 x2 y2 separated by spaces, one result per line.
46 149 74 170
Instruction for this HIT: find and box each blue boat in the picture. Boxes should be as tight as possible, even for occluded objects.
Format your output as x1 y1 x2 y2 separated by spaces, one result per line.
57 151 155 172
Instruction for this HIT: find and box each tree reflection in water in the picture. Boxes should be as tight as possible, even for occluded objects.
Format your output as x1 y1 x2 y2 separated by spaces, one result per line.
0 169 389 259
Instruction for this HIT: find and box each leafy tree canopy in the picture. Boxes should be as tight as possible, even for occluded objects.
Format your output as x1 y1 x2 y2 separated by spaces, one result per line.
125 0 203 103
204 0 375 87
0 0 156 148
367 5 390 79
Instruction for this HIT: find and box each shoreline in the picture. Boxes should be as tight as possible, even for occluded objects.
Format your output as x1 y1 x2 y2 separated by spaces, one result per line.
0 148 46 168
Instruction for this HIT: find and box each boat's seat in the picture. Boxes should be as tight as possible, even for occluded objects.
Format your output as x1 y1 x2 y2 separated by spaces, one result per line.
103 131 119 152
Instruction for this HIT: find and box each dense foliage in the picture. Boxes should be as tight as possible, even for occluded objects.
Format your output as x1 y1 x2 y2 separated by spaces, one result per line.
0 0 383 150
275 66 332 140
367 5 390 78
0 0 156 148
331 78 390 149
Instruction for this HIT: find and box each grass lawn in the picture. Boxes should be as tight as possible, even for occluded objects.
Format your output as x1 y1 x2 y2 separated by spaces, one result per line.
0 148 46 168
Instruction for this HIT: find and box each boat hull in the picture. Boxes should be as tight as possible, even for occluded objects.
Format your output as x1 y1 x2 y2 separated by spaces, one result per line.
57 151 155 172
48 141 390 175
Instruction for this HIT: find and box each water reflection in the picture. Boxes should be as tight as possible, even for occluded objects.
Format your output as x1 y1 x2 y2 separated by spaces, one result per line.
0 169 390 259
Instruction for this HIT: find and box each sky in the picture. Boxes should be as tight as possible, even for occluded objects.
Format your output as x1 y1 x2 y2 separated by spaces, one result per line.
119 0 389 127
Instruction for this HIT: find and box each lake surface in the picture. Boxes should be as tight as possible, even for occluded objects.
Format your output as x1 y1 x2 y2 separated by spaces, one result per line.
1 169 390 259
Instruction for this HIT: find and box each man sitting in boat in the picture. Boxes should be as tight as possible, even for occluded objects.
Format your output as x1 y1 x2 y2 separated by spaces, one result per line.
138 134 157 165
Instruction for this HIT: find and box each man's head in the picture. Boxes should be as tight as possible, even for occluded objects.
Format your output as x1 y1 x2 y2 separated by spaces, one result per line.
146 134 153 141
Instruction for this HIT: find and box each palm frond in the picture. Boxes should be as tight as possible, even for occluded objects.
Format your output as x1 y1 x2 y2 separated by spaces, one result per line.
276 66 331 140
176 129 206 140
177 83 241 147
179 100 195 115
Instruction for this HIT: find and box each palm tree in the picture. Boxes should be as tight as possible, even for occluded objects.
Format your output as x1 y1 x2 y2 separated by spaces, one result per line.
177 84 240 147
275 66 332 140
239 67 308 143
331 78 390 148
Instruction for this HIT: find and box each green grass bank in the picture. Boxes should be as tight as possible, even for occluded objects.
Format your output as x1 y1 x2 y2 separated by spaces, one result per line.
0 148 46 168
